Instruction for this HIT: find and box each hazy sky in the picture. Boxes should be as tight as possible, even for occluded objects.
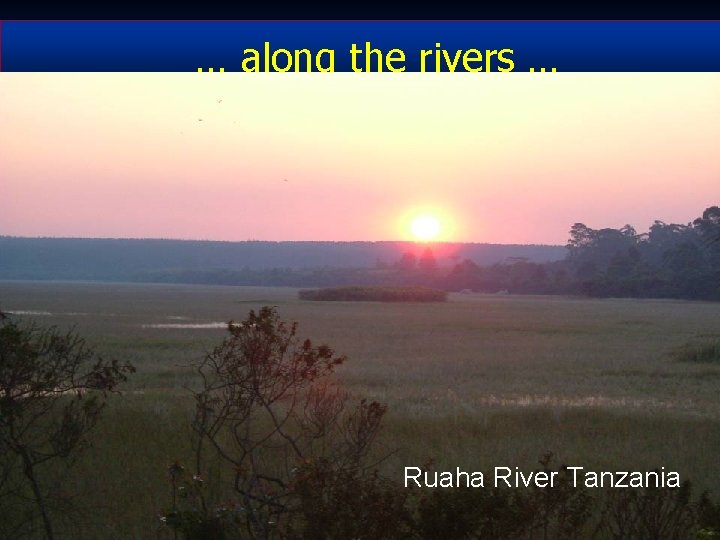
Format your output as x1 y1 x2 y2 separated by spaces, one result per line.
1 73 718 244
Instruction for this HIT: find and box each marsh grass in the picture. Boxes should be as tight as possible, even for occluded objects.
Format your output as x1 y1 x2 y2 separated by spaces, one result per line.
2 281 720 537
674 340 720 364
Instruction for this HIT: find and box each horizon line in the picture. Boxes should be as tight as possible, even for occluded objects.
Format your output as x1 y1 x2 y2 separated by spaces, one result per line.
0 234 566 248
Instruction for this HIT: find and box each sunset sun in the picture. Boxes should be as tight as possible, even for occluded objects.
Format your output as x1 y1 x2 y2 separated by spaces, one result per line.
411 215 441 242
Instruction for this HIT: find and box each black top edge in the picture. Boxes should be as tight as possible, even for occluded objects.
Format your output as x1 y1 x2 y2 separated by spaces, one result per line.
3 3 720 20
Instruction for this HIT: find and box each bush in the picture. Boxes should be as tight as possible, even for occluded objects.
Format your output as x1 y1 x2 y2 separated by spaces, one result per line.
597 478 698 539
0 312 134 539
163 307 396 538
298 286 447 302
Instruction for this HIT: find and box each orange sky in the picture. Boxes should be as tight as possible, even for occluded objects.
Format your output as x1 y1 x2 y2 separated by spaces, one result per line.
1 73 718 244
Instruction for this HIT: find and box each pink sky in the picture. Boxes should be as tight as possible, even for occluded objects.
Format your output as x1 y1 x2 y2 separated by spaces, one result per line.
1 73 718 244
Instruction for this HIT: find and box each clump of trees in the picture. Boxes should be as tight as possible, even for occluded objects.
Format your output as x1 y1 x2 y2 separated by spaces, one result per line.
443 205 720 300
0 311 134 539
299 286 447 302
444 257 569 295
564 206 720 300
394 247 438 273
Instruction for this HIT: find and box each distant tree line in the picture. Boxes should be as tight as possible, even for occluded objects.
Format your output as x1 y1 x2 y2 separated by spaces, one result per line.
0 238 564 281
133 206 720 301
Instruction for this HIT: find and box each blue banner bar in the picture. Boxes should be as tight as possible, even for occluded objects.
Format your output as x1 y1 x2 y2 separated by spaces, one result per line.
2 21 719 72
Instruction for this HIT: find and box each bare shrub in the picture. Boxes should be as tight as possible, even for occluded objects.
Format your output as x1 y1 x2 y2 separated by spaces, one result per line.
165 307 399 538
0 313 134 539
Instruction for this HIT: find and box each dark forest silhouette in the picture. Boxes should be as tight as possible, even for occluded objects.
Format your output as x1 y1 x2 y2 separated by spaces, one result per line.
446 205 720 300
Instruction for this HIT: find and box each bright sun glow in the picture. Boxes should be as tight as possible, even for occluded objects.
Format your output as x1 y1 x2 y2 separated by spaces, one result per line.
411 215 441 241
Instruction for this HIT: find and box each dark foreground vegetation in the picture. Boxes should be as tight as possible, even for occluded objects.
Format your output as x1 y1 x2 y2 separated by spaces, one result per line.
299 286 447 302
2 307 720 538
0 313 135 539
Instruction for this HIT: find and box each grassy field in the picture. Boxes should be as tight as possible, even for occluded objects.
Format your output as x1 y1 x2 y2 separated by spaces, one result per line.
2 280 720 537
